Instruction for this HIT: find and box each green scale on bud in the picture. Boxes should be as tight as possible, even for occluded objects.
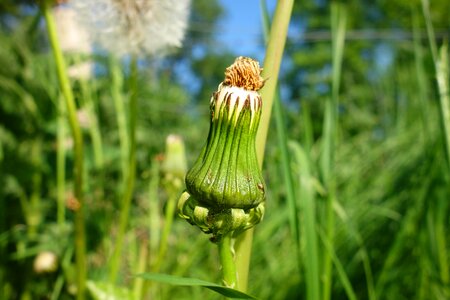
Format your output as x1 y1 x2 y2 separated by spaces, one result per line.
178 57 266 241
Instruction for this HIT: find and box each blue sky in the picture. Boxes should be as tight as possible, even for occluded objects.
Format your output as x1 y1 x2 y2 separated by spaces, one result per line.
216 0 277 62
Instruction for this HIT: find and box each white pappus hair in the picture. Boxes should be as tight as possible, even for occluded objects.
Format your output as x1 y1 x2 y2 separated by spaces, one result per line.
71 0 191 57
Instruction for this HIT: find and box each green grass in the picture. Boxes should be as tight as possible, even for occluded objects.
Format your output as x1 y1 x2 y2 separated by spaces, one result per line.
0 1 449 299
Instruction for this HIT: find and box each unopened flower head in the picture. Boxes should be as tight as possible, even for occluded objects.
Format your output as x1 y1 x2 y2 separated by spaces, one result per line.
72 0 191 56
178 57 266 242
33 251 58 274
162 134 187 190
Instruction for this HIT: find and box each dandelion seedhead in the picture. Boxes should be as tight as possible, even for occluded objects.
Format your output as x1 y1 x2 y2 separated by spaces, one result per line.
72 0 191 56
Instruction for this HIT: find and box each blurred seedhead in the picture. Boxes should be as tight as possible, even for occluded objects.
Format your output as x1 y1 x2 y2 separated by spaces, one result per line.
71 0 191 57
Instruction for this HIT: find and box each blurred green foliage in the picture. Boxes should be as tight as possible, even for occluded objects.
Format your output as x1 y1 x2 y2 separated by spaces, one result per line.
0 0 449 299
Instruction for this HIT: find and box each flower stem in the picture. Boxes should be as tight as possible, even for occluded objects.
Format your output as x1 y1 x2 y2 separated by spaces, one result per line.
153 194 177 273
41 1 86 298
235 0 294 292
110 57 130 183
218 235 237 288
109 56 138 284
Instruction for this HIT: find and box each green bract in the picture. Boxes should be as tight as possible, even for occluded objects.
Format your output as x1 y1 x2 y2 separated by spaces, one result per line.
178 57 266 241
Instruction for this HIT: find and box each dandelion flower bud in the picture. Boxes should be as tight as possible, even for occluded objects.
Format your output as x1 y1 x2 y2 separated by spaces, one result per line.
162 134 187 190
179 57 266 241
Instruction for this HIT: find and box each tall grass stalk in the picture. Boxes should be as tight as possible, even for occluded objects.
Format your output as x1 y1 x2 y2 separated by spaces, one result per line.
56 94 66 225
318 228 357 300
143 158 161 298
436 44 450 171
153 194 177 273
109 56 138 284
133 240 148 300
334 201 375 300
41 1 86 298
421 0 450 172
110 57 130 183
321 4 347 300
148 158 161 265
29 139 43 237
290 142 320 300
234 0 294 292
412 11 430 135
260 0 301 273
435 45 450 289
421 3 450 292
79 79 104 170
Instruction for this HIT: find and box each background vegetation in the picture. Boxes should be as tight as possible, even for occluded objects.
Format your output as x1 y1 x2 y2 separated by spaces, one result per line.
0 0 449 299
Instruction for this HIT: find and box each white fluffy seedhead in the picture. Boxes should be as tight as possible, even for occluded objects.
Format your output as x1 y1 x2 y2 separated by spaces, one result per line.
72 0 191 56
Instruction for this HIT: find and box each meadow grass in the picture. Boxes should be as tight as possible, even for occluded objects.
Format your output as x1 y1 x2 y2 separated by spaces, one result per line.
0 1 449 299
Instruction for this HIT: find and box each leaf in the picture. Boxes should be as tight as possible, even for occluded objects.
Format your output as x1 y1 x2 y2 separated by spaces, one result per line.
87 281 134 300
136 273 258 299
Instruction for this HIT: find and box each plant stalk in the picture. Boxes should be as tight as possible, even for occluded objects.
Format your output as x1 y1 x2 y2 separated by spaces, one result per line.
42 1 86 298
79 79 104 170
111 57 130 183
109 56 138 284
153 194 177 273
218 235 237 288
322 4 347 300
57 94 66 226
234 0 294 292
260 0 301 274
236 0 294 292
421 0 450 173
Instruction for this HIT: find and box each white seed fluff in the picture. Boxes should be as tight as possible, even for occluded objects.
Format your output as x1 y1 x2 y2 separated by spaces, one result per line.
71 0 190 56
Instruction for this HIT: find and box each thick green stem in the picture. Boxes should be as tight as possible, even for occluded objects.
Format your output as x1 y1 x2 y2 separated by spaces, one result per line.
109 56 138 284
218 235 237 289
235 0 294 292
234 228 253 291
42 2 86 299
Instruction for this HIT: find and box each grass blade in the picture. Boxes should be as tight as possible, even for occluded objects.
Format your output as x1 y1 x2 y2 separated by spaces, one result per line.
137 273 258 299
436 43 450 172
322 4 347 300
290 141 320 300
318 228 357 300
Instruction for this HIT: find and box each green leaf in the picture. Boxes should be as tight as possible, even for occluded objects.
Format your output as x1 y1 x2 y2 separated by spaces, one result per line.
87 281 134 300
136 273 258 299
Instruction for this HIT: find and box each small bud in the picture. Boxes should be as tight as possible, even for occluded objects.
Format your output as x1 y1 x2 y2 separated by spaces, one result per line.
162 134 187 190
33 251 58 274
179 57 266 241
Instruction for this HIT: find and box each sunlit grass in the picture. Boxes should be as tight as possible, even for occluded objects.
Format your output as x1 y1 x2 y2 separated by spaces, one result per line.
0 1 449 299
